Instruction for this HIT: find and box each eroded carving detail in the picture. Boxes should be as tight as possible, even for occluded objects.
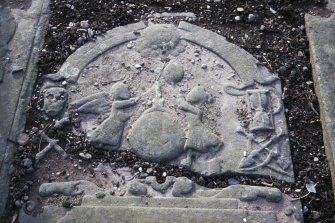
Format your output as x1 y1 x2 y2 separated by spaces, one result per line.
35 131 68 163
39 22 293 182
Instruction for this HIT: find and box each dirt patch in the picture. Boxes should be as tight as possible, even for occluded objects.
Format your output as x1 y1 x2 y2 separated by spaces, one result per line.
4 1 335 223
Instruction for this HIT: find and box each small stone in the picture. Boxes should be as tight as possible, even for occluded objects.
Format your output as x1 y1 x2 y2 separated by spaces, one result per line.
87 28 94 38
23 158 32 168
77 37 85 45
61 81 67 86
298 51 304 57
313 157 319 162
237 7 244 12
31 127 39 133
94 82 99 86
127 41 134 49
80 20 90 28
302 66 309 72
306 81 313 85
95 192 106 199
270 7 277 14
138 167 143 172
260 25 265 30
15 200 22 209
135 64 142 69
201 64 207 69
17 133 29 146
247 14 256 22
278 66 288 75
256 45 261 49
146 168 153 174
79 152 92 160
234 16 241 21
162 172 167 177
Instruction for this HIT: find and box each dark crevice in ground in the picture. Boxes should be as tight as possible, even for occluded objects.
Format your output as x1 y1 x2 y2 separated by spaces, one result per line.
5 0 335 223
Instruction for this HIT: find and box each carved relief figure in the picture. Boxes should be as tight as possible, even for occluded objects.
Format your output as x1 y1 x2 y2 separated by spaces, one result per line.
83 82 138 150
179 86 224 167
128 82 186 162
42 86 68 117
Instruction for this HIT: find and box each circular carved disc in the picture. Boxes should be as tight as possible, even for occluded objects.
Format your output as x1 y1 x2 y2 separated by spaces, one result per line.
128 110 185 162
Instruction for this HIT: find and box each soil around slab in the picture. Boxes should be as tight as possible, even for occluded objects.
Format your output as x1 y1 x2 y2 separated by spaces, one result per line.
3 1 335 223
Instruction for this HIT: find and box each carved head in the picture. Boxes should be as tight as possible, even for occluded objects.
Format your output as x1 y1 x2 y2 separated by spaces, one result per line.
111 82 130 100
136 24 185 57
42 87 68 117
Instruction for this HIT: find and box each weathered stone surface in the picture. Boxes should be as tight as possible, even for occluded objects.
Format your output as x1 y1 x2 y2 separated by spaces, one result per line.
19 177 303 223
0 6 16 82
305 13 335 197
40 22 294 182
0 0 50 217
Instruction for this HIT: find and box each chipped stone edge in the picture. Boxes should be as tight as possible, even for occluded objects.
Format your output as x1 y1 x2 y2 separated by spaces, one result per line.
305 13 335 198
0 0 50 217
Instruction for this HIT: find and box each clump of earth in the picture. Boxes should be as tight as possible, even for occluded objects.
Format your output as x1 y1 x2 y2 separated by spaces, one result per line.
4 0 334 223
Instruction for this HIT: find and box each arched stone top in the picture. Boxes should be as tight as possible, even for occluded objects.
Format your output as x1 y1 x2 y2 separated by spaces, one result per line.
46 21 278 88
41 22 293 183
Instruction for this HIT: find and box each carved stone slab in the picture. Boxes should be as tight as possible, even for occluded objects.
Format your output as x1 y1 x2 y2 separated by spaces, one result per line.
42 22 294 182
19 177 303 223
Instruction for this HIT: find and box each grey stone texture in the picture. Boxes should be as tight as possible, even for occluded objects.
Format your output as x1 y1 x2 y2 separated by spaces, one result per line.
0 0 50 217
41 22 294 182
19 177 303 223
305 13 335 197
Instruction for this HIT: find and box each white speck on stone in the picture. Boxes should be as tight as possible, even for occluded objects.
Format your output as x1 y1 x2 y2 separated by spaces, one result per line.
260 25 265 30
234 16 241 21
135 64 142 69
243 218 247 222
94 82 99 86
139 167 143 172
237 7 244 12
306 81 313 85
243 151 247 157
162 172 167 177
62 81 67 86
314 157 319 162
256 45 261 49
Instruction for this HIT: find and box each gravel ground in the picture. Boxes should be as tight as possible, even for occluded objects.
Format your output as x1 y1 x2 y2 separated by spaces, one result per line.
4 0 335 223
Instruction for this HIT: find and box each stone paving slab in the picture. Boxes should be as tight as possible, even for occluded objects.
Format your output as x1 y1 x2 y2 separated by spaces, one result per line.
0 0 49 217
40 21 294 183
305 12 335 197
19 177 303 223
